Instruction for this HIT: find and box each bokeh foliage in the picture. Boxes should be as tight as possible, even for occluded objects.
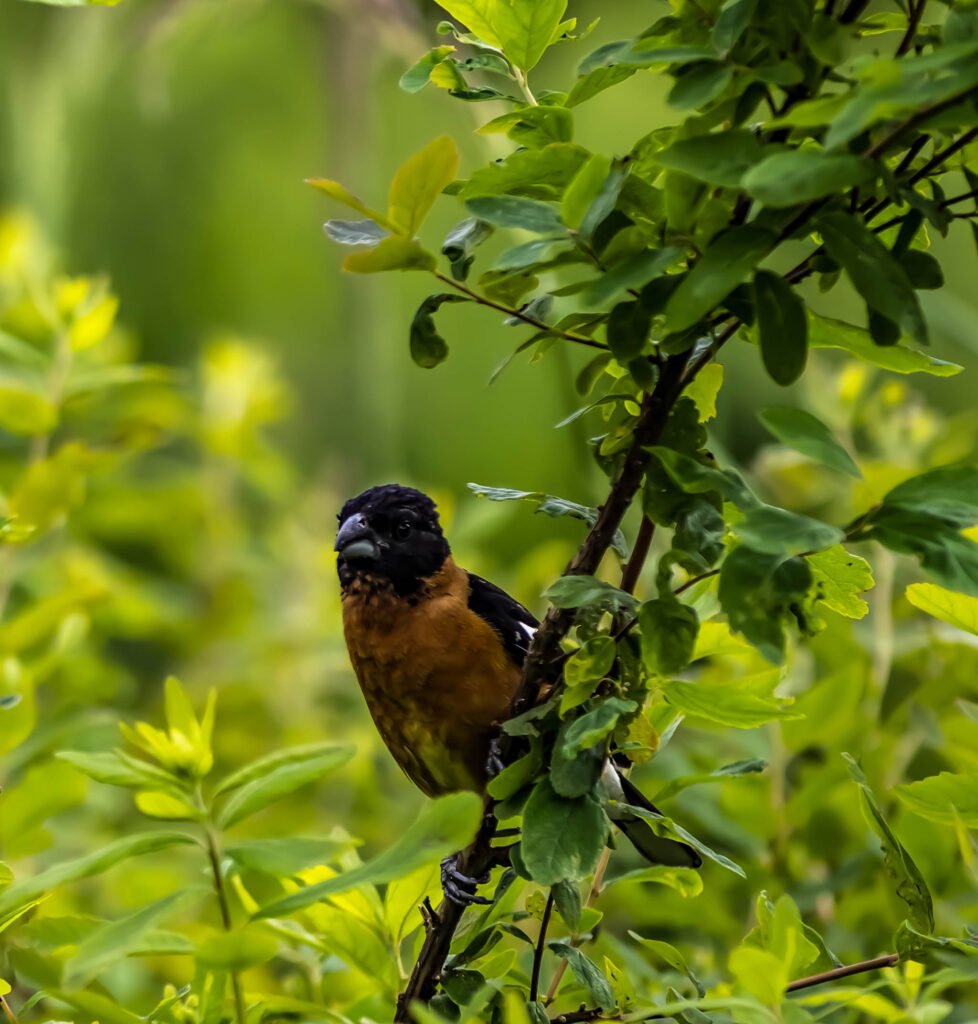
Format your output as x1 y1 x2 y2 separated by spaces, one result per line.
5 1 978 1023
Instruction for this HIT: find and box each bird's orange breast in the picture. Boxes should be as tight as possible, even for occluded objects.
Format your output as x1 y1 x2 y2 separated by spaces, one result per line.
341 557 521 796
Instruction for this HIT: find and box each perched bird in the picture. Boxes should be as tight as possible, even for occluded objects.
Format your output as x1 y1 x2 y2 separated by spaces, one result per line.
335 483 700 903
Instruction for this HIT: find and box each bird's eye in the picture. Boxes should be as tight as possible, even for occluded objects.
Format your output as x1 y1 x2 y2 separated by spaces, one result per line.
395 520 413 540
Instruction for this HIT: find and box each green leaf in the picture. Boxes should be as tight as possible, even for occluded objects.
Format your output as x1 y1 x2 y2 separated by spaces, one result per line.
465 195 565 235
342 236 436 273
545 576 638 614
437 0 568 70
552 879 582 930
604 865 703 897
548 942 616 1011
0 381 58 436
385 862 442 948
217 747 354 829
744 151 873 208
480 105 573 147
197 924 278 969
410 293 469 368
718 548 813 663
647 447 757 509
817 210 927 345
758 406 860 478
656 130 765 189
66 888 205 987
808 546 874 619
468 483 628 557
57 750 183 792
883 466 978 521
226 837 353 877
629 933 704 997
869 510 978 596
561 154 611 230
582 247 682 309
562 637 618 710
255 792 482 918
668 63 733 110
808 310 959 375
0 832 196 920
654 758 767 802
216 742 356 795
898 771 978 828
323 219 389 246
666 226 775 332
387 135 460 236
442 217 494 281
753 271 808 386
844 754 934 934
663 674 802 728
566 64 636 107
906 582 978 636
713 0 759 50
460 144 588 200
639 599 699 675
561 698 636 757
45 991 143 1024
400 45 457 93
521 779 608 884
733 506 843 556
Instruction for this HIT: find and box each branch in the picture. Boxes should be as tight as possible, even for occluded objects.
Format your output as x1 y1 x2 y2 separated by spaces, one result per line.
786 953 899 993
620 515 655 595
531 891 556 1003
432 271 608 352
896 0 926 57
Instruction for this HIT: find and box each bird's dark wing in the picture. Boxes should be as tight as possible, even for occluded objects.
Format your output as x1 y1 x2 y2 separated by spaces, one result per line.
466 572 539 668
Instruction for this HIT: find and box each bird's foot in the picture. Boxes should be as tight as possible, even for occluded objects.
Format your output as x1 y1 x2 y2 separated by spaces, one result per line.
485 734 507 780
441 854 492 907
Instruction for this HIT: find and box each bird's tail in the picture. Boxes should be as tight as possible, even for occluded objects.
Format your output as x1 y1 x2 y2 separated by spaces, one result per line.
603 766 703 869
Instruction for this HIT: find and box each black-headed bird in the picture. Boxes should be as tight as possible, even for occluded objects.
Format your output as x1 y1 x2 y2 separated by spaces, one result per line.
335 483 700 903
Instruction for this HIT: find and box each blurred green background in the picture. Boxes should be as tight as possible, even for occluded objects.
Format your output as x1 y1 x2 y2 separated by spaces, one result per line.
4 0 978 1017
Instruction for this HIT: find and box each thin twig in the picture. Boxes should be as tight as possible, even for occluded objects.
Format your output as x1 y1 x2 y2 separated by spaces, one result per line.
204 827 247 1024
620 516 655 595
531 891 556 1003
1 997 17 1024
431 271 607 352
896 0 926 57
787 953 899 993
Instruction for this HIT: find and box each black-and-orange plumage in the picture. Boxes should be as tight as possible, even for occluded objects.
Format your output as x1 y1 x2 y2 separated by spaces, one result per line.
336 484 537 798
335 484 700 900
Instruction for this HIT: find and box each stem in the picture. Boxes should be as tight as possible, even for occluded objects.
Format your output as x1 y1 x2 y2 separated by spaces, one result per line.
530 891 555 1003
896 0 926 57
673 568 720 596
786 953 899 993
204 826 247 1024
620 516 655 596
544 848 611 1004
514 67 538 107
1 997 17 1024
864 86 978 162
432 271 607 352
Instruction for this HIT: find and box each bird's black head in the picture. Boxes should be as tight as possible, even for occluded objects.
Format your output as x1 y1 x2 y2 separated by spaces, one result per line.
335 484 451 596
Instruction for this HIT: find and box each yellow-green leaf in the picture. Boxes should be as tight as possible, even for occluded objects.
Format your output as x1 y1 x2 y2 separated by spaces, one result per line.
387 135 459 236
306 178 396 231
906 582 978 636
897 771 978 827
342 236 436 274
436 0 568 70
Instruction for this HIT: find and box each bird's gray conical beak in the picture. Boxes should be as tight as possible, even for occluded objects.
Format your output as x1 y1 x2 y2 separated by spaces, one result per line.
335 512 380 561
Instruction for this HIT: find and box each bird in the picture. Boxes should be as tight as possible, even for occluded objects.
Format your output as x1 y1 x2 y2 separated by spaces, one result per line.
335 483 701 904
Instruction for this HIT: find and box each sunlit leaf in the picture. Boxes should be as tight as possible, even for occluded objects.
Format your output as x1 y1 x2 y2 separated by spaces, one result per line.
255 792 482 918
